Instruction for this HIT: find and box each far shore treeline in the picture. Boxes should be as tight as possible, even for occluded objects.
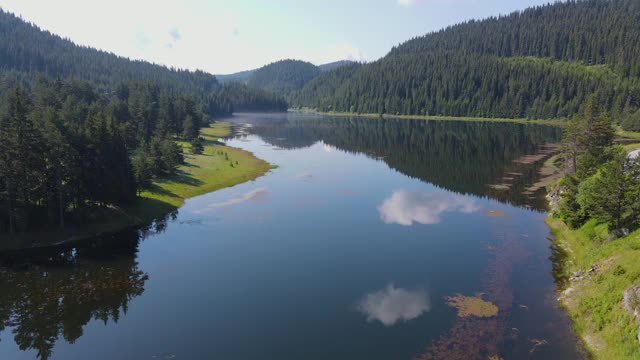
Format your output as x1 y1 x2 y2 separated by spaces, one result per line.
290 0 640 126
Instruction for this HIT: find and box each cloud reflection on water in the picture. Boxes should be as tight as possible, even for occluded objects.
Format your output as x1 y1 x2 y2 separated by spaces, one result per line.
377 190 479 226
357 284 431 326
192 187 267 214
295 171 314 182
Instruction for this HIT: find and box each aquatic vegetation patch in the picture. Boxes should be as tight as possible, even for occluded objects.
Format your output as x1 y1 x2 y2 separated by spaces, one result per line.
446 293 498 318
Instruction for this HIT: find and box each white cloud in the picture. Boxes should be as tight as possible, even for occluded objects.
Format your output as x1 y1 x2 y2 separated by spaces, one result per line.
168 28 181 41
295 171 314 182
0 0 372 73
357 284 430 326
0 0 259 73
378 190 479 226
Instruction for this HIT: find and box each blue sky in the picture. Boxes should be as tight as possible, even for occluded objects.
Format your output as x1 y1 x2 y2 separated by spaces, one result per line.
0 0 556 74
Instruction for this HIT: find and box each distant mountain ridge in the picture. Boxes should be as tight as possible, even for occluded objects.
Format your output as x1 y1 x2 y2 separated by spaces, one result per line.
217 60 354 82
215 69 255 83
318 60 355 72
216 59 355 96
247 59 320 96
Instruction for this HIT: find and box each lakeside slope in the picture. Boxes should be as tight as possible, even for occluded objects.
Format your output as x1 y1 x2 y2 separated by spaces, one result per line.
547 217 640 359
0 122 273 252
128 122 274 222
545 134 640 359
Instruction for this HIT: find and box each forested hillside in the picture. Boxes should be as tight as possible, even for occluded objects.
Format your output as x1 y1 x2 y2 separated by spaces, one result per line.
291 0 640 123
0 9 285 112
318 60 355 72
0 77 213 233
247 59 321 96
0 9 210 94
0 9 285 235
221 82 288 112
215 69 255 84
216 60 354 85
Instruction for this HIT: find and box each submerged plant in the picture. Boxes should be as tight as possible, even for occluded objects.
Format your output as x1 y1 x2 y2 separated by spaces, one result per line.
446 293 499 318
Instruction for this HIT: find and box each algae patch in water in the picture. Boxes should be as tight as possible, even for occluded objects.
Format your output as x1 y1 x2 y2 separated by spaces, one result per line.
446 293 498 318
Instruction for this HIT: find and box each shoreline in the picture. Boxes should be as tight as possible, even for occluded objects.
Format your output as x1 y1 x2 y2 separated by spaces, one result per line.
0 122 274 253
290 108 565 126
545 217 640 359
544 135 640 359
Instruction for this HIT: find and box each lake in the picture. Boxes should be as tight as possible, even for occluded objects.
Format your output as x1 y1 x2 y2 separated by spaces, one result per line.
0 113 584 359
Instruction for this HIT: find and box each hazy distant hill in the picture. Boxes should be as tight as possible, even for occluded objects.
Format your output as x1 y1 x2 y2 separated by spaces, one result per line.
216 60 355 96
215 69 255 84
246 59 320 96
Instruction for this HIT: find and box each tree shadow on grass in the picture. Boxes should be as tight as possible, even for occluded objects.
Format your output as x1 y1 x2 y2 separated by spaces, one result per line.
145 183 180 199
181 162 201 168
154 170 205 188
203 138 225 146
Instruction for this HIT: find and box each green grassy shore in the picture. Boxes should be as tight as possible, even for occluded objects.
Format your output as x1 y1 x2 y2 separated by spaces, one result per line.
547 217 640 359
0 122 273 251
546 128 640 359
291 108 565 126
127 122 274 221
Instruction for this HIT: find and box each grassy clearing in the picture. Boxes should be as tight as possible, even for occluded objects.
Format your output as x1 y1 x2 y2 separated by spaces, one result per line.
623 143 640 152
126 122 273 222
0 122 273 251
617 126 640 140
292 108 564 126
615 126 640 152
547 217 640 359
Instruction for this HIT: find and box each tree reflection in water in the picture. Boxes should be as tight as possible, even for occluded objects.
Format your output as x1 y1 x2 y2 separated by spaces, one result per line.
231 114 562 211
0 216 171 359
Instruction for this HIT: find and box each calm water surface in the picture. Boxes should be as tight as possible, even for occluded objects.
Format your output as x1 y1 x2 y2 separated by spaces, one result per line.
0 113 583 359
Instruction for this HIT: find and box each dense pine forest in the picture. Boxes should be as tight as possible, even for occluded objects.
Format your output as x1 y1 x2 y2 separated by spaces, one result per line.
0 76 215 233
247 59 322 96
0 9 288 235
291 0 640 125
218 60 355 96
220 82 288 112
